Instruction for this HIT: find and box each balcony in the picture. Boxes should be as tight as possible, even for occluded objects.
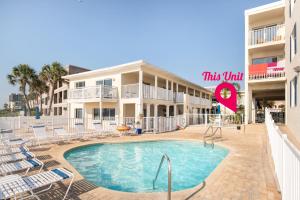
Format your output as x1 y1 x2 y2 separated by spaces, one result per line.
122 84 184 102
248 60 285 81
248 24 284 47
69 86 118 101
189 95 211 108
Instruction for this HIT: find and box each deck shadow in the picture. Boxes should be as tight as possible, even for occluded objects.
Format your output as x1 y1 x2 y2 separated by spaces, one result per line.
37 179 98 200
36 155 53 160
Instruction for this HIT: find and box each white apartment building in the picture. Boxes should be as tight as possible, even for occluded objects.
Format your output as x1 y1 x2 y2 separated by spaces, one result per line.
245 0 300 142
41 65 89 116
245 1 286 124
64 60 212 131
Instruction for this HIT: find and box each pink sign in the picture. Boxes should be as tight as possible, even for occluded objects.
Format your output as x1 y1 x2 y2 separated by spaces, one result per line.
215 82 237 112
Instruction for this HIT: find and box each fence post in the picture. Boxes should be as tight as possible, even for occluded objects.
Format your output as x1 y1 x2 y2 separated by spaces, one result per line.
18 116 21 129
204 113 207 127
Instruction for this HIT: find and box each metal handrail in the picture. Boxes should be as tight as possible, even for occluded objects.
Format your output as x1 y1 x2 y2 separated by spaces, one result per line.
153 154 172 200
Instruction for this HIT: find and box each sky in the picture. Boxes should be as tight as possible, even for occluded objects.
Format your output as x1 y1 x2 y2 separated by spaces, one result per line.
0 0 277 107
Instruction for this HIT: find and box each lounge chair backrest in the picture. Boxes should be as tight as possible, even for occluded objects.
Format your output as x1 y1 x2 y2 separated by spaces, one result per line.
54 127 67 136
93 122 102 131
32 125 48 140
0 129 14 140
74 123 85 136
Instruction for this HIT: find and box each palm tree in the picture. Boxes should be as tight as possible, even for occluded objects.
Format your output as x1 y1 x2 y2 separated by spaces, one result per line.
7 64 36 116
40 62 67 115
30 77 49 114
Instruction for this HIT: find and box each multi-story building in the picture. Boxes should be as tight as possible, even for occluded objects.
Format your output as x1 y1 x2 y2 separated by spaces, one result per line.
41 65 89 116
64 60 212 131
285 0 300 141
7 93 25 111
245 1 286 124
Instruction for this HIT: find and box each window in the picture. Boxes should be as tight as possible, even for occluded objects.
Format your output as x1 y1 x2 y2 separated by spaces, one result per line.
103 108 115 119
252 56 277 64
75 81 85 88
63 90 68 99
290 24 297 61
93 108 100 120
59 107 62 115
96 79 112 86
54 107 57 116
75 108 83 119
93 108 115 120
290 76 298 107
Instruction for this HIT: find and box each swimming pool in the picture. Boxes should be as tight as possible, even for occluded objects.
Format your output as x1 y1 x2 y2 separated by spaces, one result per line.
64 140 228 192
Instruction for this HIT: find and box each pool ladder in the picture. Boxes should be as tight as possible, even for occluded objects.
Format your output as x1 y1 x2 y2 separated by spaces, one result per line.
153 154 172 200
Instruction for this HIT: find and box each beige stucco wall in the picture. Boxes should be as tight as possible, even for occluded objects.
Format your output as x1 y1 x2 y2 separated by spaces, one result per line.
285 0 300 142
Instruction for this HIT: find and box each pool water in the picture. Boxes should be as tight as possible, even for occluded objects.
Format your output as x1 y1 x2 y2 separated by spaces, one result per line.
64 140 228 192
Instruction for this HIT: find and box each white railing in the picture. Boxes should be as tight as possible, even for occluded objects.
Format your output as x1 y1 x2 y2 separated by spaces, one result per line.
189 95 212 107
186 113 244 126
69 86 118 100
122 84 139 98
249 24 285 46
143 84 155 99
143 115 185 133
157 87 167 100
249 71 285 80
174 92 184 103
265 108 300 200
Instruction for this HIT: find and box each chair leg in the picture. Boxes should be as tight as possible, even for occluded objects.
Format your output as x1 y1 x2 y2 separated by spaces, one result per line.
63 176 74 200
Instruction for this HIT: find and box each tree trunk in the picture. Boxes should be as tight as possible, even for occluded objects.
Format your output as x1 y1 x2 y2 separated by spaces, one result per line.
22 89 31 116
47 85 54 116
40 96 43 115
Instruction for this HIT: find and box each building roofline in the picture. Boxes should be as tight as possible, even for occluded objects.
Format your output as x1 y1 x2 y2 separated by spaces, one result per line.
244 1 284 16
63 60 212 93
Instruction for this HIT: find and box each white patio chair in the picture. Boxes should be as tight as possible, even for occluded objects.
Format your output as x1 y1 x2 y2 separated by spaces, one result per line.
0 158 43 176
53 127 74 142
0 151 35 164
0 168 74 200
32 125 53 146
92 122 104 136
74 123 93 139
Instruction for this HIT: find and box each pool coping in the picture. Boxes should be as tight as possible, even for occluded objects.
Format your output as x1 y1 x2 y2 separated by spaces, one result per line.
52 136 235 198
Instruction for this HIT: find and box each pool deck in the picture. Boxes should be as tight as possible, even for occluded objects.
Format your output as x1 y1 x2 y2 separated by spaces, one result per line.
26 124 281 200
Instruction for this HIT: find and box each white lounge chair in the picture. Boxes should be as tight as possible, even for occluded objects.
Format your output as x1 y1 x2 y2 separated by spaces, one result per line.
92 122 104 137
0 151 35 164
53 127 74 142
0 158 43 176
74 123 93 139
0 146 29 156
0 168 74 200
32 125 52 146
0 129 30 147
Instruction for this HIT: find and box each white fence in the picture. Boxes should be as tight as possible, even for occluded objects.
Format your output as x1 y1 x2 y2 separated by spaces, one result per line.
265 108 300 200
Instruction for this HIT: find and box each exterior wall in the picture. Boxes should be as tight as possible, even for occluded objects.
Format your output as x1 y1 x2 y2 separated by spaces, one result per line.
65 61 212 123
285 0 300 141
245 2 286 124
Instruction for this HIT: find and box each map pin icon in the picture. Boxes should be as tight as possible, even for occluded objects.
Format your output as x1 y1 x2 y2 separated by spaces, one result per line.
215 82 237 112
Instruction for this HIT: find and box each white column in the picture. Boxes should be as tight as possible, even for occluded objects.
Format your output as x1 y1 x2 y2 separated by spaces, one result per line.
166 105 170 117
99 102 102 122
174 104 177 116
186 87 188 94
146 104 150 131
155 75 158 99
154 104 158 133
166 80 169 100
176 83 179 92
139 70 143 99
193 89 196 96
67 103 71 132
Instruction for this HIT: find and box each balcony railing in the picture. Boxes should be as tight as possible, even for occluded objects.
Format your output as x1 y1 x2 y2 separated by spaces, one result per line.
249 24 285 46
69 85 118 100
122 84 139 98
248 60 285 80
189 95 211 107
122 84 184 102
174 92 184 103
